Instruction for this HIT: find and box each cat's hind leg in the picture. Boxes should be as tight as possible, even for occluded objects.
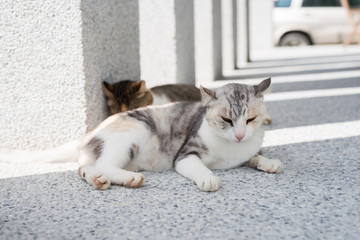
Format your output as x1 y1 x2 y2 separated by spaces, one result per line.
245 155 283 173
76 147 112 190
78 143 145 189
79 164 144 189
78 164 111 190
175 155 220 192
78 116 149 189
78 141 145 190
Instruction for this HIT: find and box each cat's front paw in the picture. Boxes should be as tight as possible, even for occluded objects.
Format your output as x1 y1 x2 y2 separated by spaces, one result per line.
258 158 283 174
92 175 111 190
195 175 220 192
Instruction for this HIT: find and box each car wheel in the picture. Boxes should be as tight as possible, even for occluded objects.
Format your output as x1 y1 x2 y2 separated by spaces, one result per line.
279 33 311 47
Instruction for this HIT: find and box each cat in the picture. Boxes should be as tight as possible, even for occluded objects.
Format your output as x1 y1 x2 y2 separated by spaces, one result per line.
0 78 282 192
102 80 272 124
77 78 282 191
102 80 201 114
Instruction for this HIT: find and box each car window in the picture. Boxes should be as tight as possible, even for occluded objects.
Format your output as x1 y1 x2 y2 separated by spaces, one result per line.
302 0 341 7
274 0 292 7
349 0 360 7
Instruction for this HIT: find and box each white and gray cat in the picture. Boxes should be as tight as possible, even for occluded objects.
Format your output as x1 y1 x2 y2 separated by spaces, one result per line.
78 78 282 191
0 78 282 192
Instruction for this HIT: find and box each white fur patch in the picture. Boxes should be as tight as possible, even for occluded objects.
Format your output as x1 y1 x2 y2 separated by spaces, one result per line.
152 94 171 105
199 119 264 170
175 155 220 192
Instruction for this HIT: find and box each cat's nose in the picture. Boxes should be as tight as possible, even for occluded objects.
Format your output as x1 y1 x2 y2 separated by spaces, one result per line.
235 133 244 142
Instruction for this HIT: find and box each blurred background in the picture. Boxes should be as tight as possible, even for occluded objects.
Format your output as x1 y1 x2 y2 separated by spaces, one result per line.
230 0 360 68
273 0 360 47
213 0 360 82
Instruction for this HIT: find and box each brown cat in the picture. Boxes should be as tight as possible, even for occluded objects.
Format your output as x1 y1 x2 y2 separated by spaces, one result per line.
102 80 201 114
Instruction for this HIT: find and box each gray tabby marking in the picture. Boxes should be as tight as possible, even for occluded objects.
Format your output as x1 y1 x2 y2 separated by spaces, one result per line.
128 102 206 157
127 110 157 133
86 137 104 160
223 84 250 118
128 144 139 161
175 137 208 163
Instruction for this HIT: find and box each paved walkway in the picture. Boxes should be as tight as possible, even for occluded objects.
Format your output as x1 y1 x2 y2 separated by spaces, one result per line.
1 46 360 239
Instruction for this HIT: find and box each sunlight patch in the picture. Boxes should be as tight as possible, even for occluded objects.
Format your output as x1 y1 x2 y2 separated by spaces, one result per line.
0 163 78 179
263 120 360 147
206 70 360 89
265 87 360 102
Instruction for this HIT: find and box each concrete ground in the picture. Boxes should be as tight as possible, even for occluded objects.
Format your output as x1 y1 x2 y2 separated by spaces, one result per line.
1 46 360 239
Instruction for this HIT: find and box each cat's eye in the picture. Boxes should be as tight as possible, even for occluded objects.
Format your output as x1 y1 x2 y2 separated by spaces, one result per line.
246 116 257 124
221 116 233 126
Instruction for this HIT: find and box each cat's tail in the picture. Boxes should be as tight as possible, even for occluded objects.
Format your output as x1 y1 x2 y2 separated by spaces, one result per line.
0 140 80 164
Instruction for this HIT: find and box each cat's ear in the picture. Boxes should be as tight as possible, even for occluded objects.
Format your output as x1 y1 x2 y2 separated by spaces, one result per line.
132 80 148 93
102 81 115 95
254 78 271 97
200 85 217 105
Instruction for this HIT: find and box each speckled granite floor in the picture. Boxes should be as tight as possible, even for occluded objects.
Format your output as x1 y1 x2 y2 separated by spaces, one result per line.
1 62 360 239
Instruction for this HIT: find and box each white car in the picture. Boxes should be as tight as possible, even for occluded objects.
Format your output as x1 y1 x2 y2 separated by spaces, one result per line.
273 0 360 46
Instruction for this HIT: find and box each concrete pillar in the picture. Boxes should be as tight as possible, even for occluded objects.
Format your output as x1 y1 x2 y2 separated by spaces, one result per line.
194 0 222 84
139 0 195 87
236 0 250 68
81 0 141 130
249 0 273 57
0 0 140 150
174 0 195 85
1 0 85 150
222 0 236 76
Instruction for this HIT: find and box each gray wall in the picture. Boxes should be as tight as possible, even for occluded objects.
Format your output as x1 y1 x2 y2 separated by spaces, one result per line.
81 0 141 130
139 0 195 87
1 0 86 150
249 0 273 56
0 0 141 150
194 0 222 84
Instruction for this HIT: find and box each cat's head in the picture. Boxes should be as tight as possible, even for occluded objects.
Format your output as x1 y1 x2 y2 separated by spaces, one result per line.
200 78 271 143
102 80 153 114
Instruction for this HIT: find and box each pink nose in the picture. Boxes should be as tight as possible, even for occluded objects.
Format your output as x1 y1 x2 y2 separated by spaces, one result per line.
235 134 244 142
